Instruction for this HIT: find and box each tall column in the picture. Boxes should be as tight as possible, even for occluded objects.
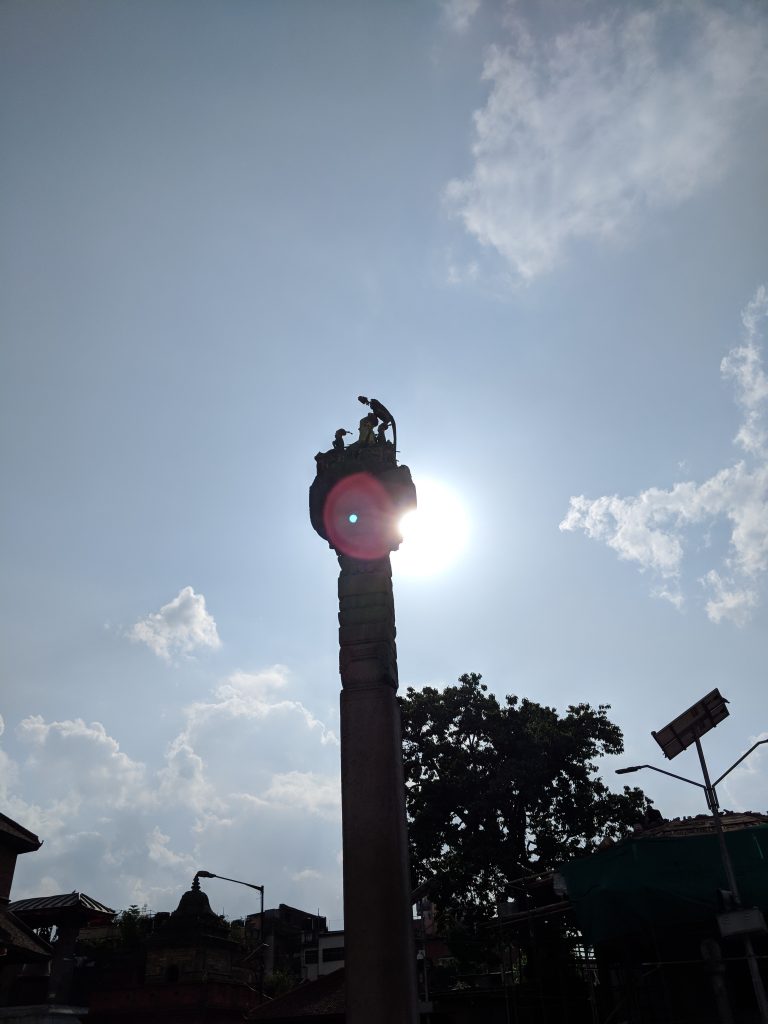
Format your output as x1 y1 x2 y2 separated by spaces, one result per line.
309 432 418 1024
338 554 417 1023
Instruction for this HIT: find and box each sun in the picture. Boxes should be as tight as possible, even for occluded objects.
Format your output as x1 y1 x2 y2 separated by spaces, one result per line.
392 478 469 577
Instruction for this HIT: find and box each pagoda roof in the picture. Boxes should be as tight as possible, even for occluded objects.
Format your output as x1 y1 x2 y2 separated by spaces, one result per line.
0 811 43 854
10 891 116 926
0 907 53 964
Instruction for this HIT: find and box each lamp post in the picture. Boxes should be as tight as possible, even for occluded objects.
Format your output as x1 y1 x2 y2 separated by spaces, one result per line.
616 692 768 1024
616 738 768 811
195 871 265 996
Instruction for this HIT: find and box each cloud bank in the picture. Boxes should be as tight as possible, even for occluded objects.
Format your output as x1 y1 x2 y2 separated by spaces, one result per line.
130 586 221 661
446 2 767 280
3 666 342 919
560 287 768 624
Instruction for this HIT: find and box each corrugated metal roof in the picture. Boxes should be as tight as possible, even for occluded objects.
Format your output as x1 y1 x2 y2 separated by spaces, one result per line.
10 891 115 916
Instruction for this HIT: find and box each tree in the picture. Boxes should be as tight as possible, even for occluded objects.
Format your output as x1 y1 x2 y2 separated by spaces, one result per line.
116 904 150 947
400 673 650 922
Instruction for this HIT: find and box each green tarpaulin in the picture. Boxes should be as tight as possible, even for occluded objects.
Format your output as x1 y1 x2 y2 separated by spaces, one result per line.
559 825 768 946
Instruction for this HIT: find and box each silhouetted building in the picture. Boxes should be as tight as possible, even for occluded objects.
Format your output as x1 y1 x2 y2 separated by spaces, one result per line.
246 967 345 1023
245 905 326 982
7 892 115 1009
88 877 258 1024
0 813 54 1011
300 930 344 982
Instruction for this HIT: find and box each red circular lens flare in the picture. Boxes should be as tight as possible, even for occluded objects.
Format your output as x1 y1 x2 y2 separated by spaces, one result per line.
323 472 396 560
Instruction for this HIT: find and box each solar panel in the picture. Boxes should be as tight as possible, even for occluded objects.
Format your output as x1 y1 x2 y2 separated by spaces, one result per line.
651 689 729 760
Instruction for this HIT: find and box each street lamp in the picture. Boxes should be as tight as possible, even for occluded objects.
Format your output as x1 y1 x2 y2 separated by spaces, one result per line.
616 739 768 811
616 690 768 1023
616 763 714 806
195 871 265 996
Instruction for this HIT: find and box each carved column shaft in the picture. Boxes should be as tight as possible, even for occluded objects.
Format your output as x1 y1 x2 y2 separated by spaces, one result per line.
338 556 417 1024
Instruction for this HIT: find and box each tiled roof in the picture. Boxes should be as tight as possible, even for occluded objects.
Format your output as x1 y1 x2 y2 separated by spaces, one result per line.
640 811 768 839
247 969 345 1020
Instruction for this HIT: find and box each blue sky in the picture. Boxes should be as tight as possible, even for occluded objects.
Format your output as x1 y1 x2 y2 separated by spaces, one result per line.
2 0 767 927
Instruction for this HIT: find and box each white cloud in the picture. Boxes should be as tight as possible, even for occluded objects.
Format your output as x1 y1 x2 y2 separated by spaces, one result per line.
442 0 480 34
182 667 339 747
560 287 768 624
722 732 768 813
722 286 768 454
36 876 63 897
446 3 768 280
701 569 758 626
157 734 223 817
147 826 196 871
130 586 221 662
16 716 147 811
1 721 165 903
0 749 17 798
291 868 322 882
154 666 339 828
1 666 343 922
262 771 341 820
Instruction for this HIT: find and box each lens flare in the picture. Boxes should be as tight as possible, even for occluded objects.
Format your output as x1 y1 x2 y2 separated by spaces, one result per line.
323 473 395 560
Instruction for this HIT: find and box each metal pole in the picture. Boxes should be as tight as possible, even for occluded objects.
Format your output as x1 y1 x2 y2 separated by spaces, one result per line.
260 884 265 999
196 872 265 1001
421 903 430 1006
694 735 768 1024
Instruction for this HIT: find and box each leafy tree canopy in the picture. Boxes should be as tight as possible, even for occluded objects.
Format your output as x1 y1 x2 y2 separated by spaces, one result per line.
400 673 650 920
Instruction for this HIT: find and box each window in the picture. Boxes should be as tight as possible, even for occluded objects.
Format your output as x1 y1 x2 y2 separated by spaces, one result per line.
322 946 345 963
304 949 318 965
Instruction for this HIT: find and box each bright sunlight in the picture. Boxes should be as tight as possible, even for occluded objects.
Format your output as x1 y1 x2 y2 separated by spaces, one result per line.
392 478 469 577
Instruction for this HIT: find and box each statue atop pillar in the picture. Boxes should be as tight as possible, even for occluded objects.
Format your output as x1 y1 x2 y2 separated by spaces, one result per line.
310 396 416 561
358 395 395 445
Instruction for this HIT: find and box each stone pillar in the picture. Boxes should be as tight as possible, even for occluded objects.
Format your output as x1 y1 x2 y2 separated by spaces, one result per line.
338 555 417 1024
309 440 418 1024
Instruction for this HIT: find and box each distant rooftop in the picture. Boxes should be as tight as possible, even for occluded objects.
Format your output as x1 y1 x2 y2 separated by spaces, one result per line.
247 967 344 1020
639 810 768 839
10 891 115 925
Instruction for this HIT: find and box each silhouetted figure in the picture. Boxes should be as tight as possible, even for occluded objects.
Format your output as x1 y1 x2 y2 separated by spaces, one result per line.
333 428 351 451
358 396 394 442
357 412 377 446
